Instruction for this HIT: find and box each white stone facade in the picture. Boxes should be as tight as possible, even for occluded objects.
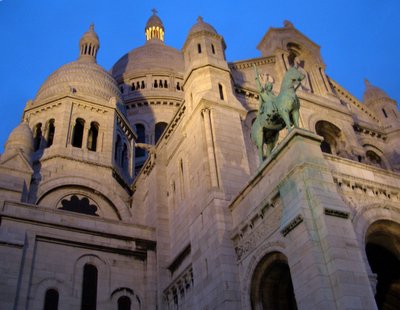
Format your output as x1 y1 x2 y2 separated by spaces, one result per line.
0 12 399 310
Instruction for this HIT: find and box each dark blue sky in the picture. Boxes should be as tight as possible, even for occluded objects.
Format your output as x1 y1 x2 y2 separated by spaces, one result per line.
0 0 399 153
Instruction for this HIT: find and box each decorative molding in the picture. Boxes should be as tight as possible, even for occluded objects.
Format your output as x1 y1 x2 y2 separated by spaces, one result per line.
353 123 387 141
232 192 281 261
280 214 303 237
163 265 194 308
228 56 276 71
329 78 380 124
126 100 181 110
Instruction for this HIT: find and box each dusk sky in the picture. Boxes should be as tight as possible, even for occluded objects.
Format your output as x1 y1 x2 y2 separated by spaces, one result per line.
0 0 399 153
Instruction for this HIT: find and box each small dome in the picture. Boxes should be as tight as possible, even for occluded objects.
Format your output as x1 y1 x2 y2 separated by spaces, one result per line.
111 42 184 77
4 121 34 158
34 25 122 108
188 16 217 36
35 61 123 106
79 24 100 63
363 79 390 105
145 10 164 30
145 10 165 43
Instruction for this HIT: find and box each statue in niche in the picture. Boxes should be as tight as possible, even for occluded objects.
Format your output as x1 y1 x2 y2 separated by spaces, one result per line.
251 64 305 163
294 56 311 92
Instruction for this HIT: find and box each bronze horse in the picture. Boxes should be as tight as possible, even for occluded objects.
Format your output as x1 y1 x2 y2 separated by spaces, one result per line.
251 66 305 162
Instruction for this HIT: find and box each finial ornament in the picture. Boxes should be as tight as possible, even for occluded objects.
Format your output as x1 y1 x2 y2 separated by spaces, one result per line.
284 20 294 28
152 8 158 15
197 16 204 23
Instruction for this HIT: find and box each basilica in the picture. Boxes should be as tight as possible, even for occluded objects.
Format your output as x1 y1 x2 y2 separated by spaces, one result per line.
0 11 399 310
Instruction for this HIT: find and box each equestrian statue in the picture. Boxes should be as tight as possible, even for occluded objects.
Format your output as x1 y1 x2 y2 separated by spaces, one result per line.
251 64 305 163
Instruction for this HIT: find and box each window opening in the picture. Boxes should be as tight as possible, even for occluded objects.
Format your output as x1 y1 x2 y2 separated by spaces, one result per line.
72 118 85 148
43 289 59 310
34 123 42 151
218 83 224 100
118 296 131 310
87 122 99 151
81 264 98 310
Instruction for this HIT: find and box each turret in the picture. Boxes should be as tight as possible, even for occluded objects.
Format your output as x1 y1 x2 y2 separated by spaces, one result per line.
182 17 241 112
145 9 165 43
363 79 399 126
78 24 100 63
183 16 227 74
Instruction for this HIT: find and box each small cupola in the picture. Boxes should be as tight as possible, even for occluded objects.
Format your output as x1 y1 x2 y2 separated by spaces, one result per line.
363 79 399 122
78 24 100 63
145 9 165 43
363 79 392 105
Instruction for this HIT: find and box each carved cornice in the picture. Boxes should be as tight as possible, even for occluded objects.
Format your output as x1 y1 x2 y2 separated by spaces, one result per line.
126 99 181 110
329 78 381 124
228 56 276 71
353 123 387 141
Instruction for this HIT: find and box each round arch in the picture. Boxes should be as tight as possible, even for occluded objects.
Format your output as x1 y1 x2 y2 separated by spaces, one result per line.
36 176 133 221
249 251 297 310
240 240 287 310
365 220 400 309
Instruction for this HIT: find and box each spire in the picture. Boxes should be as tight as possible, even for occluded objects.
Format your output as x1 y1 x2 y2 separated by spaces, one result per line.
78 24 100 63
363 78 391 105
145 9 165 43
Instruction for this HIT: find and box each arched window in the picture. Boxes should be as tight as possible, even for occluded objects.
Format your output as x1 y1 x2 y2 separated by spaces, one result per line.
366 150 384 168
159 79 163 88
81 264 98 310
135 124 146 157
176 82 181 91
155 122 168 144
46 119 55 148
315 121 341 155
33 123 42 151
43 288 59 310
87 122 99 152
118 296 131 310
218 83 224 100
121 143 128 170
382 108 388 118
154 80 158 88
136 81 140 89
72 118 85 148
115 135 122 163
197 43 202 54
211 43 216 54
141 81 145 89
365 220 400 310
250 252 297 310
164 80 168 88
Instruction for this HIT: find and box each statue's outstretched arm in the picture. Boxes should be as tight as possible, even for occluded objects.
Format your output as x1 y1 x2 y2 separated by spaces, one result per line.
253 64 263 93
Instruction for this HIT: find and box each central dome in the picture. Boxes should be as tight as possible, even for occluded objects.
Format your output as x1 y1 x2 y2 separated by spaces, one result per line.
111 41 184 78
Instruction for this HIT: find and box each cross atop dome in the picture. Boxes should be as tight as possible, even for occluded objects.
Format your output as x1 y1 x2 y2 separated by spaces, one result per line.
152 8 158 15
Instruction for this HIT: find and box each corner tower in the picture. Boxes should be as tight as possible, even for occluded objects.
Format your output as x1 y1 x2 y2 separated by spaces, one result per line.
22 25 136 220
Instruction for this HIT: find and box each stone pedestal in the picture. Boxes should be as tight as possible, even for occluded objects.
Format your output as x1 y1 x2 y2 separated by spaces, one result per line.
278 129 376 309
